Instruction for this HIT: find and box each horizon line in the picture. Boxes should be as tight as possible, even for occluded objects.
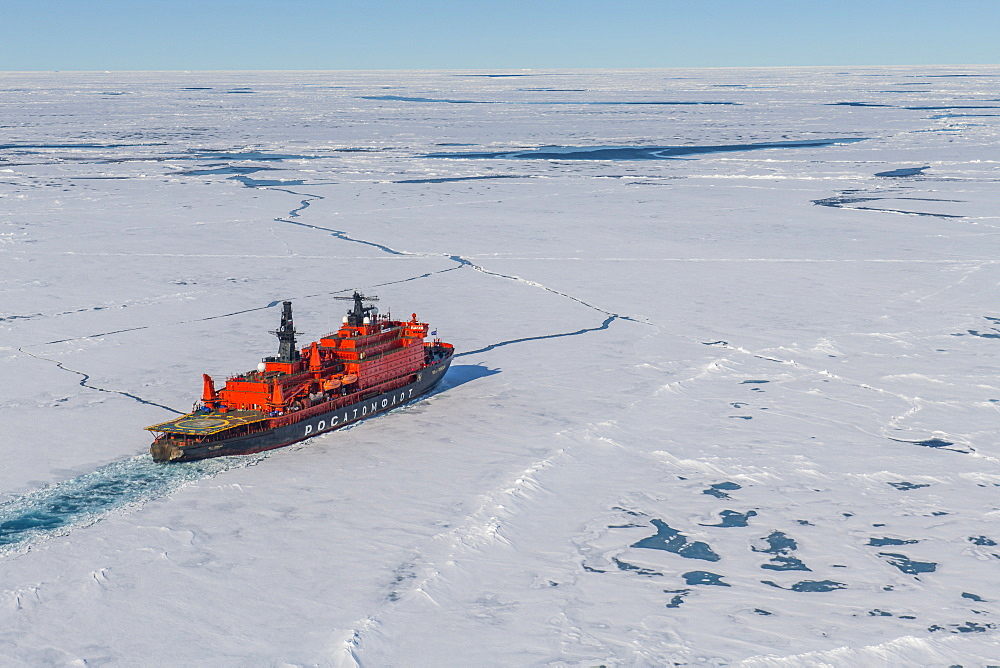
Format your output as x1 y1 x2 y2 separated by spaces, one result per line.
2 63 999 74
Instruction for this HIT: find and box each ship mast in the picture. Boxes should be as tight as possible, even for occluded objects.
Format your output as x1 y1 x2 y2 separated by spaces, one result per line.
273 300 300 362
336 291 379 327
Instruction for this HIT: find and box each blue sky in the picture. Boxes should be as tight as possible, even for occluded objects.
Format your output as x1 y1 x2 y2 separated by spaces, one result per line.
1 0 997 70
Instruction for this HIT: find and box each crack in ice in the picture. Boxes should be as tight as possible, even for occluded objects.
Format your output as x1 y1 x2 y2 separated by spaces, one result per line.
17 348 183 415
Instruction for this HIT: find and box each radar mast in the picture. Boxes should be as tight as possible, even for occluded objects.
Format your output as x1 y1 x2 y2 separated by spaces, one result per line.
272 300 300 362
335 291 380 326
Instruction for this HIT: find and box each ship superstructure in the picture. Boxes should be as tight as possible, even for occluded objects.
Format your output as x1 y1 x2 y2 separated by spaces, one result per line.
147 293 453 462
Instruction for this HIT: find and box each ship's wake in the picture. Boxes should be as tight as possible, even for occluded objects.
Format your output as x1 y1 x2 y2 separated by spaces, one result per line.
0 453 265 556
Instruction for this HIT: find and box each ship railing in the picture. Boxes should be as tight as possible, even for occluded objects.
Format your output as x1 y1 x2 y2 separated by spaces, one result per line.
352 340 420 364
267 374 417 429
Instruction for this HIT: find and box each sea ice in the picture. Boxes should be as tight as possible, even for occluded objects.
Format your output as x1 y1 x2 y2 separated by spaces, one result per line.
1 66 999 665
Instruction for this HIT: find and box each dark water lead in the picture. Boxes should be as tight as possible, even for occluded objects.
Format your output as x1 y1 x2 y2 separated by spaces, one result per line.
362 94 738 106
887 481 931 491
702 481 742 499
179 149 323 162
180 166 275 176
455 315 619 357
888 436 971 454
363 95 483 104
753 530 811 571
230 176 307 188
916 438 957 449
931 113 1000 119
827 102 892 107
905 105 1000 110
682 571 731 586
664 589 691 608
868 537 919 547
761 556 811 572
631 519 721 561
701 510 757 528
812 192 965 219
879 552 937 575
875 166 929 177
393 175 529 184
612 557 662 576
762 579 846 592
964 329 1000 339
752 531 797 554
928 621 996 633
0 453 263 554
424 138 867 161
0 142 160 150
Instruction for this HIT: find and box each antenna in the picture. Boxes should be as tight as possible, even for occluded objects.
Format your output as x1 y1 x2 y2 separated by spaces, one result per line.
335 291 379 326
271 300 300 362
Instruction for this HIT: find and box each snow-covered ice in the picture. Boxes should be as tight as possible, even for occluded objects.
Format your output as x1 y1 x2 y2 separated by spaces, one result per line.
1 67 1000 665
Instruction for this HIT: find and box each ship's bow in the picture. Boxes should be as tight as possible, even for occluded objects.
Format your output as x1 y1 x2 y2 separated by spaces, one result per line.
150 438 184 462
